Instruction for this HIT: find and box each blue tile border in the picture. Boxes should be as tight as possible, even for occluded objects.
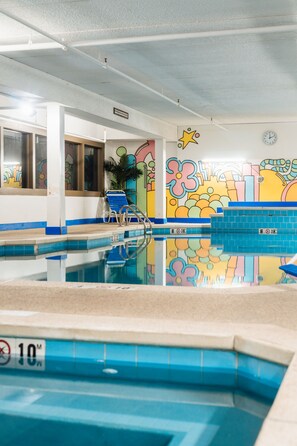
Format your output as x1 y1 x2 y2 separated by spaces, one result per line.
0 221 46 231
45 226 68 235
0 218 104 232
0 336 286 400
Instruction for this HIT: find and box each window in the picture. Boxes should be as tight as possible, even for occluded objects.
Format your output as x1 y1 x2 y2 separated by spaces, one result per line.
35 134 47 189
65 141 79 190
0 124 104 195
3 129 32 188
84 145 100 191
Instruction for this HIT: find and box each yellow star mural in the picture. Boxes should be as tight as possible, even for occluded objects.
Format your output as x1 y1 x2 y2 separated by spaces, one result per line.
178 129 199 149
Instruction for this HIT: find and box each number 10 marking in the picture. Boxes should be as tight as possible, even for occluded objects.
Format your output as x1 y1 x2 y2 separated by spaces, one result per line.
18 343 42 358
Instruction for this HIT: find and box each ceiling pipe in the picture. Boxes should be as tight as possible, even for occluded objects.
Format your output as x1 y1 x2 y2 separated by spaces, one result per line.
73 23 297 47
0 9 226 129
1 23 297 53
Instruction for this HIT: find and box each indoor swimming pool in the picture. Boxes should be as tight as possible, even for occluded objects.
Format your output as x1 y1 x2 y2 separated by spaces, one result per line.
1 234 296 288
0 337 287 446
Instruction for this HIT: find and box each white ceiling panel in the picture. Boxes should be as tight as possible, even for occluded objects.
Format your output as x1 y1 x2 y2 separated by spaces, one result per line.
0 0 297 124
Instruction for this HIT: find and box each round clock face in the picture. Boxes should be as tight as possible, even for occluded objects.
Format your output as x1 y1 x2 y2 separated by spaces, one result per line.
263 130 277 145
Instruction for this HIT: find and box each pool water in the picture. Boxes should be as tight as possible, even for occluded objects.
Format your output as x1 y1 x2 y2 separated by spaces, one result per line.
0 363 271 446
1 234 296 287
66 235 297 287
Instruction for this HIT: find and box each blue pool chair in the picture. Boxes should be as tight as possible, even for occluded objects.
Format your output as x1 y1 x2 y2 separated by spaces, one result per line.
105 190 151 229
106 245 126 267
105 190 130 223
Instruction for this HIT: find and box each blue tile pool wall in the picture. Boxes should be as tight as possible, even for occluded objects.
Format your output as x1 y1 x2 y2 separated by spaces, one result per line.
0 236 115 258
153 227 210 236
211 208 297 233
211 232 297 255
3 337 287 401
0 227 212 258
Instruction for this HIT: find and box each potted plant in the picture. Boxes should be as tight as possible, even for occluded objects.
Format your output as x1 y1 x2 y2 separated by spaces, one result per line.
104 153 143 203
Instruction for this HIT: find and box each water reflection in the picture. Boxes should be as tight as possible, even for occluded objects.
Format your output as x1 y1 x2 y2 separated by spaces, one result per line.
0 235 296 287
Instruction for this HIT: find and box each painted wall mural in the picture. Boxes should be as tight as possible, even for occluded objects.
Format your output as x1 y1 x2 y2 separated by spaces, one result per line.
110 138 297 219
178 128 200 149
108 140 156 217
3 164 22 188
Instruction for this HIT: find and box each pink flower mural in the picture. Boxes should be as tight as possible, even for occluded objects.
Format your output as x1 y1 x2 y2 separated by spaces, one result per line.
166 157 199 198
166 258 199 287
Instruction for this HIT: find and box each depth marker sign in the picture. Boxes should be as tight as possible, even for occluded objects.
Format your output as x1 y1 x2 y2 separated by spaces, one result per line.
0 337 45 370
0 339 11 365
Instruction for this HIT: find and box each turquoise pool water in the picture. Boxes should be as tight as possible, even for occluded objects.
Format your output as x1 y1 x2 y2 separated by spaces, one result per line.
65 234 296 287
1 234 296 287
0 337 286 445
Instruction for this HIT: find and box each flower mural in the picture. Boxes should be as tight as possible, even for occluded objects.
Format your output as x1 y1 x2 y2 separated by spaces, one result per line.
166 157 199 198
166 258 199 287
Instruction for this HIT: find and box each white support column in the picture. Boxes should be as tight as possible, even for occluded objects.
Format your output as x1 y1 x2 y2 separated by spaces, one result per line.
47 256 66 282
155 138 167 224
154 238 167 286
46 103 67 235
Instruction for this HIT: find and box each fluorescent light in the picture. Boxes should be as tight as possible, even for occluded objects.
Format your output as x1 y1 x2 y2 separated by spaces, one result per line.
19 103 35 116
202 158 246 162
0 42 62 52
66 131 106 143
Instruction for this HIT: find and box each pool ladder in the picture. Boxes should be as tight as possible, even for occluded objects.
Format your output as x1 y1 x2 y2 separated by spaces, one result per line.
119 204 152 235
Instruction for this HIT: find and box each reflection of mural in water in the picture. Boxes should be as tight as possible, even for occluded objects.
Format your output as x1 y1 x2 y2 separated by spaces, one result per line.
36 159 47 189
166 258 199 287
146 238 294 287
3 164 22 188
65 153 74 190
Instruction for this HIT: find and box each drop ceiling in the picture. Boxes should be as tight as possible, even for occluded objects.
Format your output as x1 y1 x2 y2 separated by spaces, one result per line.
0 0 297 125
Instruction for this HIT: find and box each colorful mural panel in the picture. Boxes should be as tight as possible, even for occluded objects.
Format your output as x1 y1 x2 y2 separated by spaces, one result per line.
111 138 297 219
108 140 155 217
3 164 22 188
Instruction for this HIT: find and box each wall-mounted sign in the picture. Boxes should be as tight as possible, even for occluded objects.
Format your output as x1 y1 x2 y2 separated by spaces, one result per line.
113 107 129 119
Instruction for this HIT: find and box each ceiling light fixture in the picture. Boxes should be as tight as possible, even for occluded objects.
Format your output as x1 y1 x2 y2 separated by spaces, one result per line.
202 158 246 162
19 102 35 116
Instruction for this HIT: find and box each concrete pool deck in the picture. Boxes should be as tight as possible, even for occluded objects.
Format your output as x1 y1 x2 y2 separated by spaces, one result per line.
0 224 297 445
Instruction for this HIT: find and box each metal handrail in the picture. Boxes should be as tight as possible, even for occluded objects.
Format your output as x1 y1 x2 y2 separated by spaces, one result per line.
119 233 152 260
119 204 152 234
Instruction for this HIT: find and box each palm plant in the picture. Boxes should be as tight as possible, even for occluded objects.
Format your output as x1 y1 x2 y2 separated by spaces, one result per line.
104 153 143 201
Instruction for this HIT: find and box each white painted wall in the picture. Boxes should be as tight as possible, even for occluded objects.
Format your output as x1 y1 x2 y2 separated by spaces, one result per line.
2 122 297 227
0 196 104 224
177 123 297 160
65 197 104 220
0 196 47 224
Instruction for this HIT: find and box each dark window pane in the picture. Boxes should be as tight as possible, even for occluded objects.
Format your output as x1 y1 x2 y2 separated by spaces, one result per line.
3 129 28 188
65 141 79 190
84 145 99 191
35 134 47 189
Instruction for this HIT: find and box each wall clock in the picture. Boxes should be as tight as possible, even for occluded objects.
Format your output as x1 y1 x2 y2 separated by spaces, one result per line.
263 130 277 145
